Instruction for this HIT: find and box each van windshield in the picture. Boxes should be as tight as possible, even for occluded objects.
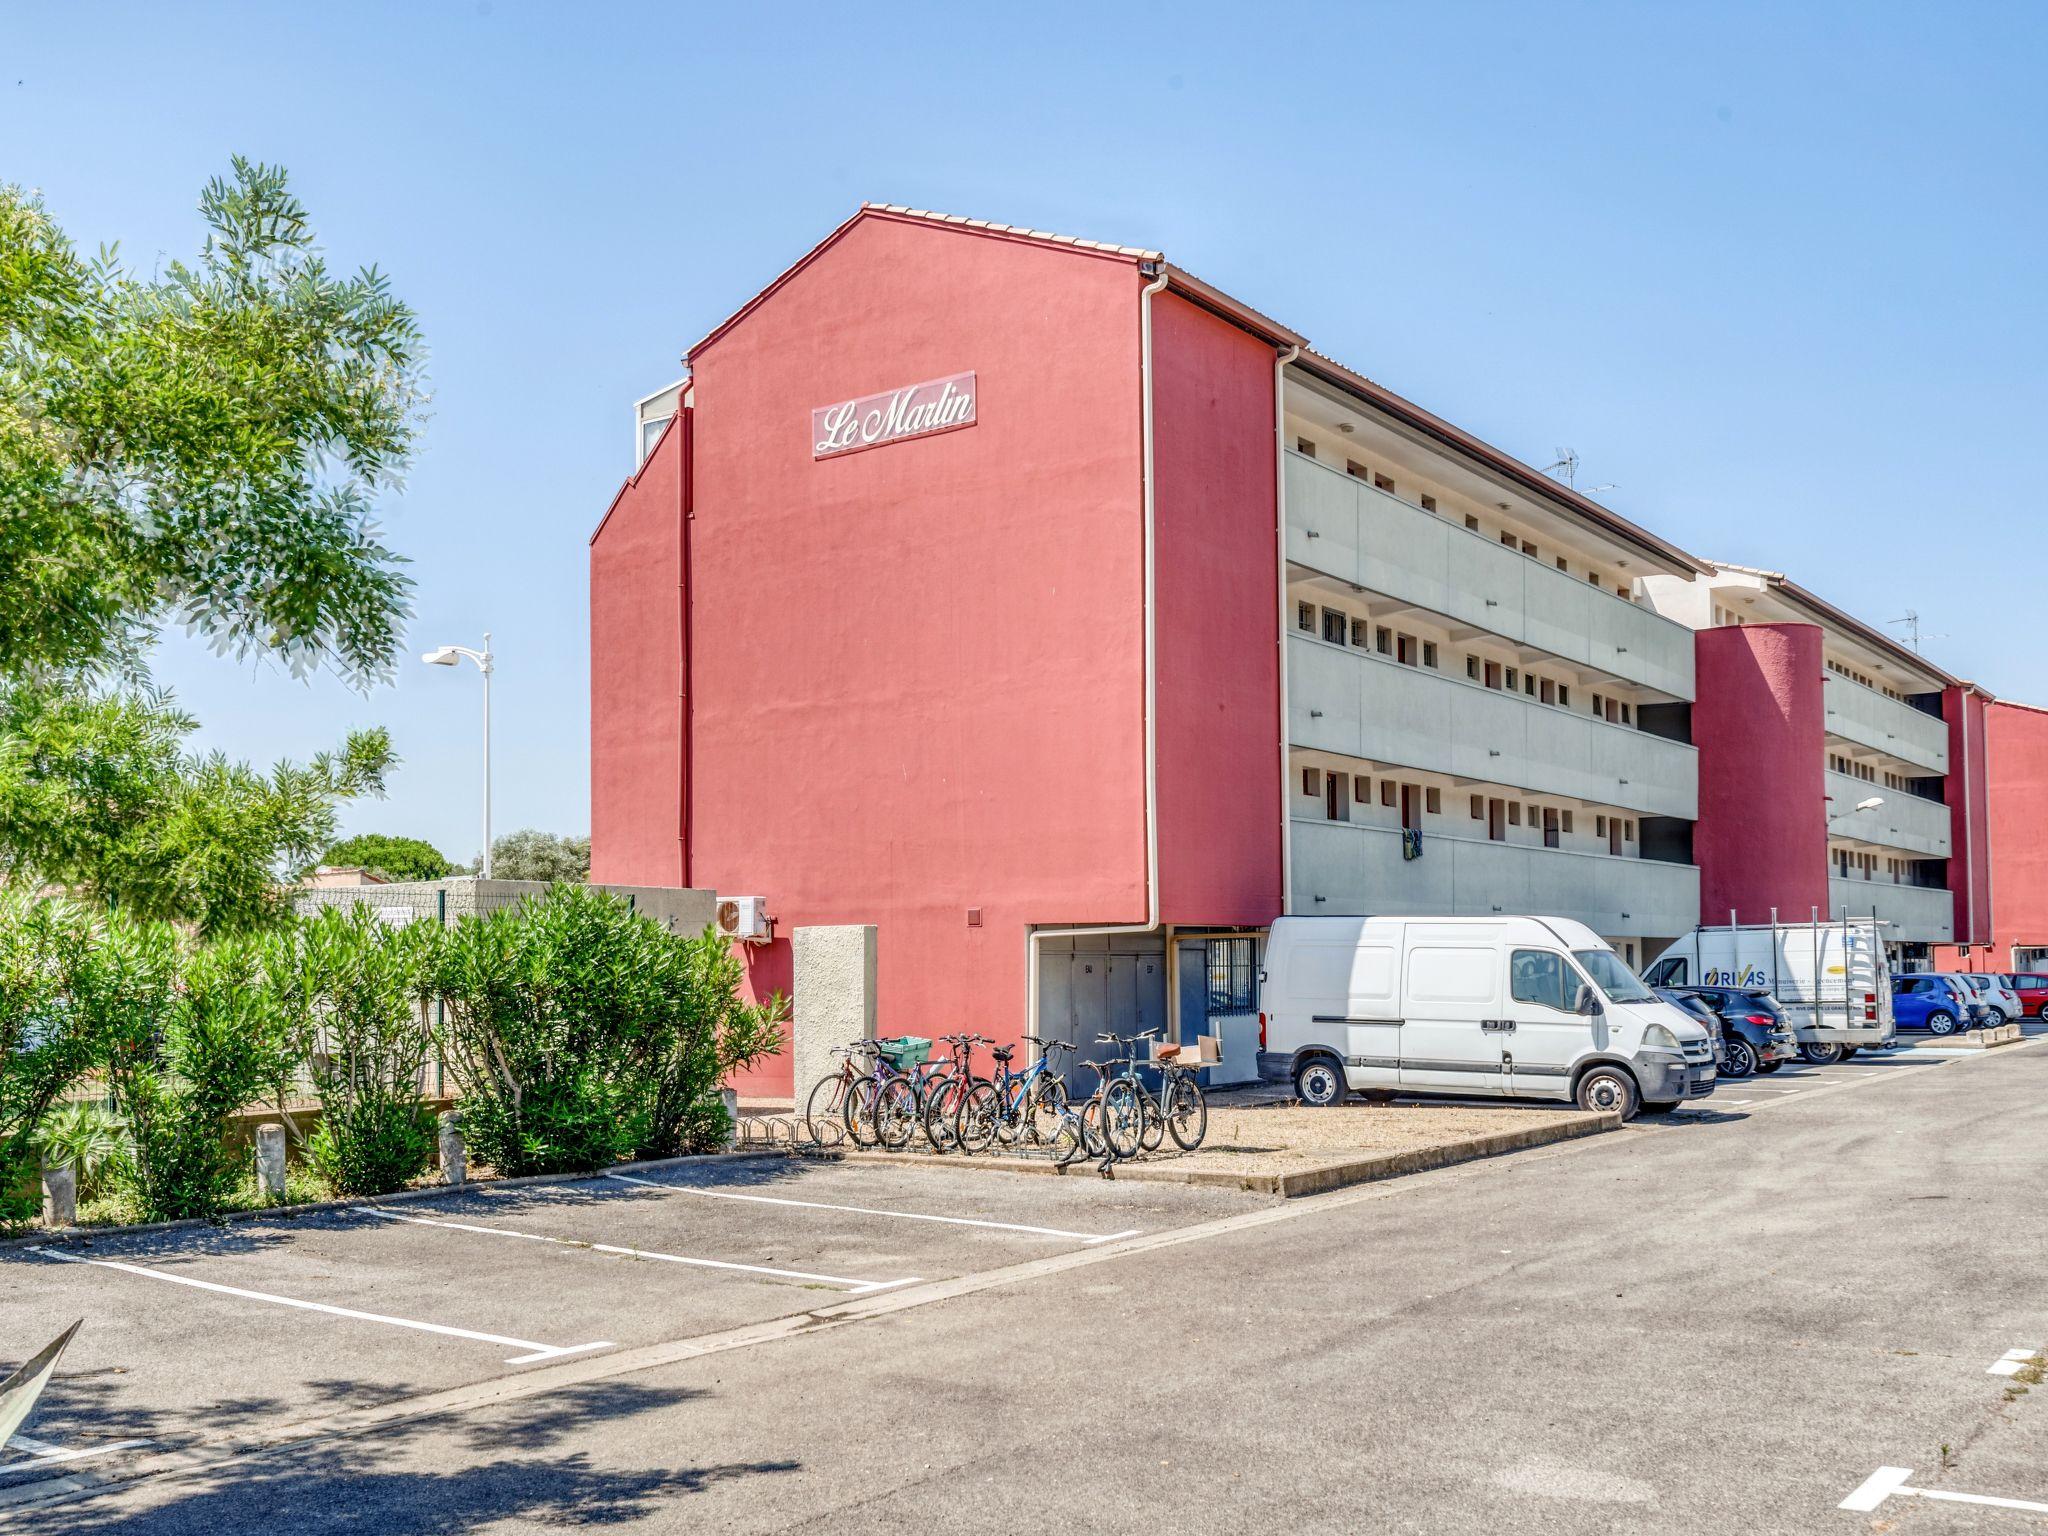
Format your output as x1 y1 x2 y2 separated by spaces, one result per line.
1573 949 1657 1004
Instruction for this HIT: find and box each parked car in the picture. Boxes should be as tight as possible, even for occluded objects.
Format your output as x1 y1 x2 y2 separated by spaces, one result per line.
1259 915 1717 1121
1644 918 1892 1065
1662 986 1801 1078
2001 973 2048 1019
1891 973 1978 1035
1955 973 2023 1025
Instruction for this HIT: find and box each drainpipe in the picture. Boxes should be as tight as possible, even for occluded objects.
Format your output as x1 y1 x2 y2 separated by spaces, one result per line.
1024 269 1171 1050
1274 344 1300 915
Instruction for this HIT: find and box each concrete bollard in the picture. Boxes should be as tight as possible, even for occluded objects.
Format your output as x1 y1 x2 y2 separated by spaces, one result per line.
41 1160 76 1228
255 1123 288 1202
720 1087 740 1150
439 1110 467 1186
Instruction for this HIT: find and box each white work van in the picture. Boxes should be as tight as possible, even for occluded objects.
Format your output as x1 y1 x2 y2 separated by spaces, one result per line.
1256 915 1716 1121
1642 918 1893 1064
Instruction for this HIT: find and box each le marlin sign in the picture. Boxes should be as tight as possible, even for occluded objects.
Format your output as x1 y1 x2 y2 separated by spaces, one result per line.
812 371 976 460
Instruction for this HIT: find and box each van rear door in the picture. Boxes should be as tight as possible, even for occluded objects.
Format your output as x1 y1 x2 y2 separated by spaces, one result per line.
1399 938 1505 1095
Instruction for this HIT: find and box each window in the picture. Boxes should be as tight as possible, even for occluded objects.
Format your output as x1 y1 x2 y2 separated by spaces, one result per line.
1508 802 1522 827
1595 815 1608 837
1465 515 1480 532
1325 771 1347 821
1302 767 1320 796
1296 437 1316 458
1540 678 1555 705
1521 539 1537 558
1485 661 1502 689
1616 583 1629 599
1487 798 1506 840
1423 641 1438 668
1396 634 1416 665
1380 780 1397 808
1510 949 1575 1011
1296 601 1314 632
1346 459 1369 480
1470 794 1484 819
1374 473 1395 493
1527 805 1538 827
1504 667 1519 690
1400 783 1421 831
1375 626 1392 655
1351 617 1369 648
1425 786 1442 815
1420 494 1438 514
1557 685 1571 707
1555 556 1568 572
1543 807 1560 849
1587 569 1601 585
1625 820 1636 842
1466 655 1480 681
1561 809 1574 834
1354 774 1370 803
1500 531 1518 549
1322 608 1347 644
1525 674 1537 697
1206 938 1257 1014
1620 702 1633 726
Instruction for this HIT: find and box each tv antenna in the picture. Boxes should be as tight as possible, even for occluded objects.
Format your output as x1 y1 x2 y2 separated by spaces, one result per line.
1540 448 1616 496
1887 611 1946 652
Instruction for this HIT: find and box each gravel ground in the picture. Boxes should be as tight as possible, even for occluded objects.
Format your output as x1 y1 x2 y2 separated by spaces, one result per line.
1166 1100 1596 1171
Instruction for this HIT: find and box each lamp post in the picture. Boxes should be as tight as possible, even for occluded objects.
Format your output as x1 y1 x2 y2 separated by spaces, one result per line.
422 633 494 878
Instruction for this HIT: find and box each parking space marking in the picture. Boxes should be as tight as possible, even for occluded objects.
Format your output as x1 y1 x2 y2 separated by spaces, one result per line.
28 1248 613 1366
1989 1347 2042 1376
361 1207 919 1295
2 1434 151 1469
1842 1466 2048 1515
603 1171 1142 1244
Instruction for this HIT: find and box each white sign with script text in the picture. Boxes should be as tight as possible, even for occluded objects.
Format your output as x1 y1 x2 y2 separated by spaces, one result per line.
813 371 976 459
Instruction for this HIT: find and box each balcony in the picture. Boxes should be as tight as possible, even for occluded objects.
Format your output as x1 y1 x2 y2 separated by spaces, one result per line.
1285 451 1694 701
1291 818 1702 938
1823 676 1947 775
1825 771 1951 858
1827 876 1954 944
1288 633 1698 820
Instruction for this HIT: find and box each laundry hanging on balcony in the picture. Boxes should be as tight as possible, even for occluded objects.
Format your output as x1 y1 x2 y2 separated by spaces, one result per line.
1402 829 1423 861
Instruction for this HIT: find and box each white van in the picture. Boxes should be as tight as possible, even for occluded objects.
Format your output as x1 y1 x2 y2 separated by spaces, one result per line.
1257 915 1716 1121
1643 918 1893 1064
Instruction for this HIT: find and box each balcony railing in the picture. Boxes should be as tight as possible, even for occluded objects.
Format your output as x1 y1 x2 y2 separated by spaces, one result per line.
1822 676 1948 775
1826 876 1954 944
1291 818 1702 938
1825 770 1951 859
1285 451 1695 701
1288 632 1698 820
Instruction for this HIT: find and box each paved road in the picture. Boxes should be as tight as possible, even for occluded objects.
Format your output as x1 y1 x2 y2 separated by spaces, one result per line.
6 1035 2044 1533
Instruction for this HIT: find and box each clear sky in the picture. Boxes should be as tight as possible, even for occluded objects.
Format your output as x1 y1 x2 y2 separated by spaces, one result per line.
5 2 2043 864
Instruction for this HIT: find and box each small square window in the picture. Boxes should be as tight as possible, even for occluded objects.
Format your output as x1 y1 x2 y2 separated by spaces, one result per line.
1373 473 1395 493
1500 531 1518 549
1524 674 1537 697
1423 641 1439 668
1354 774 1370 803
1587 569 1600 585
1302 767 1320 796
1616 583 1630 599
1465 515 1480 532
1470 794 1484 819
1350 617 1368 647
1557 685 1570 707
1521 539 1537 558
1621 702 1633 725
1346 459 1369 480
1505 667 1519 690
1425 787 1442 815
1561 810 1574 834
1596 815 1608 836
1508 803 1522 827
1466 655 1480 681
1420 494 1438 514
1379 781 1396 808
1555 556 1568 572
1296 437 1316 458
1375 626 1392 656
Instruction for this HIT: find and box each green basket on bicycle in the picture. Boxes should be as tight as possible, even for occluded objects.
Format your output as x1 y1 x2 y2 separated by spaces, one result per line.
874 1035 932 1070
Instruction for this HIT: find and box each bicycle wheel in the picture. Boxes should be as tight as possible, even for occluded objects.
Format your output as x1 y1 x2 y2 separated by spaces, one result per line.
1137 1085 1166 1153
1099 1079 1144 1159
1165 1072 1208 1152
873 1077 920 1151
954 1080 1002 1154
1048 1110 1085 1168
1023 1076 1070 1145
1079 1096 1107 1158
919 1074 961 1150
803 1074 845 1146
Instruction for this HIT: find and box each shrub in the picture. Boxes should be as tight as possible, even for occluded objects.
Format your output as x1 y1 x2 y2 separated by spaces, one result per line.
0 893 103 1220
428 886 783 1176
296 906 436 1195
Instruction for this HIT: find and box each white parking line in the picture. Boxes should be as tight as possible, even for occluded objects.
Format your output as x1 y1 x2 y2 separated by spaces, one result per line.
29 1249 612 1366
1989 1347 2042 1376
603 1172 1141 1245
2 1433 151 1468
1842 1465 2048 1515
361 1207 919 1295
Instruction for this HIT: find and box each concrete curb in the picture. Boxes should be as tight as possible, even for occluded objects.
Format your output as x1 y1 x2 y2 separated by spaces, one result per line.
0 1150 779 1253
1934 1023 2026 1050
836 1110 1620 1197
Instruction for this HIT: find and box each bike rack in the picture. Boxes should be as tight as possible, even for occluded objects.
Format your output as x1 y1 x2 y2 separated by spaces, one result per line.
732 1115 848 1155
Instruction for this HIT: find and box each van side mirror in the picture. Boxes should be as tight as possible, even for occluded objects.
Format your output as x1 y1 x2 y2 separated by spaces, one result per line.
1575 985 1603 1018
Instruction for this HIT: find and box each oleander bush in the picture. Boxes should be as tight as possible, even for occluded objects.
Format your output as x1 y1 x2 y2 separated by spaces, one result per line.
0 892 104 1222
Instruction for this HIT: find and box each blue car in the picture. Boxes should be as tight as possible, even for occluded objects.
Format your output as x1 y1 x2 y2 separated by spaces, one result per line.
1891 974 1979 1035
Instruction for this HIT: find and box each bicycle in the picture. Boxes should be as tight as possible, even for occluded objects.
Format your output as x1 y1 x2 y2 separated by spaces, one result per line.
801 1043 871 1146
842 1036 934 1150
951 1035 1075 1154
1095 1030 1210 1157
919 1033 993 1152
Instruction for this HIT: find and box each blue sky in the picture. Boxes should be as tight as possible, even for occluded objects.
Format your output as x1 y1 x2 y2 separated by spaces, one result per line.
5 2 2042 864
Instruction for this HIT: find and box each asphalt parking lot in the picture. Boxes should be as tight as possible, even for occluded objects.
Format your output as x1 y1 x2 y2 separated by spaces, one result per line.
0 1155 1267 1493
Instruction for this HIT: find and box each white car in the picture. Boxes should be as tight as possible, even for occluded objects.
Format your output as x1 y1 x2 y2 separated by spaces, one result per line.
1958 973 2023 1026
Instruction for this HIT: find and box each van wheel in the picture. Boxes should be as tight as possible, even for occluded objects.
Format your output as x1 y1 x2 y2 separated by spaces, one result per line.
1575 1065 1639 1121
1293 1056 1346 1108
1841 1046 1860 1059
1799 1042 1846 1065
1924 1010 1957 1036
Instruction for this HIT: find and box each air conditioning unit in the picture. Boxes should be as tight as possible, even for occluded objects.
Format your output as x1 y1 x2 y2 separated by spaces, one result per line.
716 895 772 943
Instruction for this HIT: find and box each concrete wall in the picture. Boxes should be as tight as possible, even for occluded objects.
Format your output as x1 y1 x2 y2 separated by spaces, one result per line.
1692 623 1830 927
670 210 1152 1094
789 924 877 1109
1824 673 1949 773
1151 289 1283 926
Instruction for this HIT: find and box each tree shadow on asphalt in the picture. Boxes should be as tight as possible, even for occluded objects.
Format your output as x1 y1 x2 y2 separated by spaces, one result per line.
21 1380 799 1535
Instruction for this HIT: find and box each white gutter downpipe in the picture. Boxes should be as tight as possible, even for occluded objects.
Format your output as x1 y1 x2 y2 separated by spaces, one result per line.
1274 344 1299 915
1025 269 1170 1049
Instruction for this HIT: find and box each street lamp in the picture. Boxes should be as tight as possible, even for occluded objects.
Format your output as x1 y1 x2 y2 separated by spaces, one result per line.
422 633 494 878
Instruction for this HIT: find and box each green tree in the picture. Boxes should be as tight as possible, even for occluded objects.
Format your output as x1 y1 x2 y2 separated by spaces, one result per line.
0 159 425 686
476 829 590 883
0 681 392 935
321 832 451 883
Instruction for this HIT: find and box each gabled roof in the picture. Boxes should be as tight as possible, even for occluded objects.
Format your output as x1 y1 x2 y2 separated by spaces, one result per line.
680 202 1707 574
1704 561 1964 690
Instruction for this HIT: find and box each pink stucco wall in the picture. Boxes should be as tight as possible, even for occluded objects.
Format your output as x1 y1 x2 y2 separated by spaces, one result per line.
1151 291 1283 925
1692 623 1830 925
675 212 1151 1093
1942 685 1994 949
